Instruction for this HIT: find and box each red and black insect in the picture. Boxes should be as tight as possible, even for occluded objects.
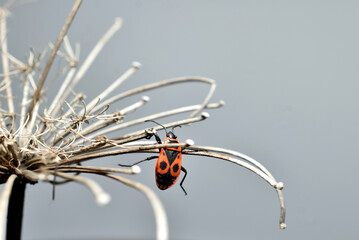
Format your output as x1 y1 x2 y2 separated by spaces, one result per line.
119 120 187 195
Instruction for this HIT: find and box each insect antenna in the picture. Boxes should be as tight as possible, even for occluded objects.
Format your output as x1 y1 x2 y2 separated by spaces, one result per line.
145 120 168 135
171 125 182 134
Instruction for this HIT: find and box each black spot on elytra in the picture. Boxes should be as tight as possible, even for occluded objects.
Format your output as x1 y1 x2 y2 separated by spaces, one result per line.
160 161 167 170
162 151 165 156
172 163 179 173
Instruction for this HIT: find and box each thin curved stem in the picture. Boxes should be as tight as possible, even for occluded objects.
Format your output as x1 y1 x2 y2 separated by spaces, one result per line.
90 77 216 117
277 189 286 229
181 148 286 229
61 142 191 165
48 165 141 175
76 61 141 117
112 112 209 141
72 101 222 147
68 139 286 229
53 172 110 206
103 173 168 240
63 113 208 157
187 145 276 180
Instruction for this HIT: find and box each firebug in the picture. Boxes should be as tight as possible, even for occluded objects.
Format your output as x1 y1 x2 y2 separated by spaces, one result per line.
119 120 187 195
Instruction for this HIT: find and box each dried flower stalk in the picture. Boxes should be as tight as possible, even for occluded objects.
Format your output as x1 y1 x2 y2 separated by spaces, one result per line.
0 1 286 240
0 174 17 240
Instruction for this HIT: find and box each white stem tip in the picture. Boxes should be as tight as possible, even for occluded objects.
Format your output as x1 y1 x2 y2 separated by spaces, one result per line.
114 18 123 26
275 182 284 190
219 100 226 106
97 193 111 206
132 165 141 174
185 139 195 146
201 112 210 119
142 96 150 102
132 61 142 69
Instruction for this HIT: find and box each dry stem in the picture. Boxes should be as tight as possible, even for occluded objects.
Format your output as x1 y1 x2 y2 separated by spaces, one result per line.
104 173 169 240
48 18 123 118
0 174 16 240
26 0 83 121
0 8 14 128
53 172 110 206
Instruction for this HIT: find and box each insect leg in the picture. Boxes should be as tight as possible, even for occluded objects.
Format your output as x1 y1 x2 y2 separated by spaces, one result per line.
118 155 158 167
152 132 162 144
180 166 188 196
145 129 162 144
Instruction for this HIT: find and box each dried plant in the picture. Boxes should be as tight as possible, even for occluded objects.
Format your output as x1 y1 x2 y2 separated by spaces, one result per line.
0 1 286 240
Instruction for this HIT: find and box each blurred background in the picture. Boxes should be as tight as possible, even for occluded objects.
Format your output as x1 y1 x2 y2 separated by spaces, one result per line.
1 0 358 239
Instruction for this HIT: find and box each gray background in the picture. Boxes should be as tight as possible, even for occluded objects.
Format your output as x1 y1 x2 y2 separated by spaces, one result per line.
1 0 358 239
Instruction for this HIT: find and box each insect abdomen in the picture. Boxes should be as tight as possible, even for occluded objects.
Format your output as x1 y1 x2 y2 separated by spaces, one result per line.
155 145 182 190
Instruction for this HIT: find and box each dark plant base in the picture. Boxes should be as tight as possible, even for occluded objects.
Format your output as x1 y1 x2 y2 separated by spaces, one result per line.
6 178 26 240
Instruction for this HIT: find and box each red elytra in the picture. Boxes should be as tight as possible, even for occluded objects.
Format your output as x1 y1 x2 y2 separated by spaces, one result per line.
151 120 187 195
155 137 183 191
